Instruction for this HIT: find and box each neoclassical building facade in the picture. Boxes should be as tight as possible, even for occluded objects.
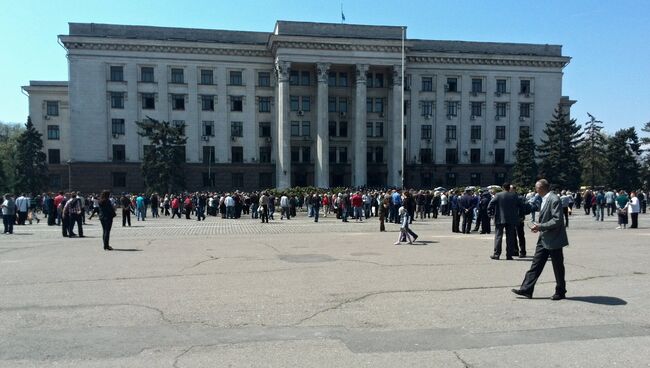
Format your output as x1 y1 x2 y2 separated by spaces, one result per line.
23 21 572 192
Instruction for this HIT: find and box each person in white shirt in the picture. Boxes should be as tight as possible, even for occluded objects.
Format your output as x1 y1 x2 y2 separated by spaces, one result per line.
629 192 640 229
280 194 290 220
15 194 30 225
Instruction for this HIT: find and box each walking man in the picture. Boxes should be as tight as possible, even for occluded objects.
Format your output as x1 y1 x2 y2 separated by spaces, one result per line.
512 179 568 300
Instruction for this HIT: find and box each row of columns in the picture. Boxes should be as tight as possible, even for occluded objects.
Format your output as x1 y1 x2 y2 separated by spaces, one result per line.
275 59 403 189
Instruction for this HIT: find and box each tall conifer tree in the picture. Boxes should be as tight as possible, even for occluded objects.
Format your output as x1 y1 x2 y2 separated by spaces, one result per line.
537 105 583 189
136 117 187 193
14 117 48 194
511 131 537 188
578 113 609 188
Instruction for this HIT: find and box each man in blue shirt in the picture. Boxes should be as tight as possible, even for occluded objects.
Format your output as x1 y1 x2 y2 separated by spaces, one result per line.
391 190 402 224
450 191 461 233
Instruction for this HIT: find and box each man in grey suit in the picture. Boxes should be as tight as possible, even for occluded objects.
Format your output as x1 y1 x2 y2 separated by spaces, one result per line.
487 183 520 260
512 179 568 300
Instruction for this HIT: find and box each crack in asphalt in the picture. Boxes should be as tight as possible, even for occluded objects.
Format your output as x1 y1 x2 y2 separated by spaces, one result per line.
293 272 643 325
0 303 175 324
180 255 220 272
172 346 195 368
454 351 473 368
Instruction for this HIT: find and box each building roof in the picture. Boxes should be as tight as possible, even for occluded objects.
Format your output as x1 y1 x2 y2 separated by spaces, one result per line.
68 23 269 45
66 22 564 58
28 81 68 87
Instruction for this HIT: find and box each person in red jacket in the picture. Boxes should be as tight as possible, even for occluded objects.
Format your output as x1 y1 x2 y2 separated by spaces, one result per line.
171 196 181 219
351 192 363 222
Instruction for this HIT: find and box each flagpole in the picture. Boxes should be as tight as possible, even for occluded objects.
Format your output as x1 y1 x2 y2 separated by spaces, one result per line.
400 26 405 189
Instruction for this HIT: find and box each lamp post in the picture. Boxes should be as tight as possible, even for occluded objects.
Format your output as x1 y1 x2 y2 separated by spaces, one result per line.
66 160 72 192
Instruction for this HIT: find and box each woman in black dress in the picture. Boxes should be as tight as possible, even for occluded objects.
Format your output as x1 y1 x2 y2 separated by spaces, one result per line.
98 190 116 251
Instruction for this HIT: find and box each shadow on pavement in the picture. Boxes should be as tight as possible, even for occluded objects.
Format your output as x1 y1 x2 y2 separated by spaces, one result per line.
111 248 143 252
567 296 627 306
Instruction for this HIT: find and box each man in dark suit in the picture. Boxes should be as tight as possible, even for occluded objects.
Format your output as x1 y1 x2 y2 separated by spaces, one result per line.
459 189 476 234
487 183 519 260
512 179 568 300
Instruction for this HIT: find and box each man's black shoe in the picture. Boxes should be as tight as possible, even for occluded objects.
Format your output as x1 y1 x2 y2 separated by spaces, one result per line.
519 253 527 258
506 256 514 260
490 255 499 260
511 289 532 299
550 294 566 301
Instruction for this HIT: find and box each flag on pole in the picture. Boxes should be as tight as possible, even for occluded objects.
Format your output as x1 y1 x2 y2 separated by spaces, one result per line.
341 3 345 22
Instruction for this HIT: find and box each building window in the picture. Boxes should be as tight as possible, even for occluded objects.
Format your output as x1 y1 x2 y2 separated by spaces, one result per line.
495 148 505 164
112 172 127 187
302 146 311 163
291 146 300 163
290 121 300 137
231 122 243 137
496 126 506 140
301 96 311 112
290 96 299 111
519 126 530 138
230 71 242 85
172 120 185 136
47 125 60 140
339 147 348 163
496 103 507 117
232 173 244 187
200 69 214 85
339 121 348 137
171 68 184 84
202 121 214 137
366 98 373 113
258 97 271 113
231 147 244 163
421 77 433 92
374 98 384 114
172 94 185 110
300 71 311 86
520 103 531 118
446 125 457 140
259 122 271 137
494 172 506 185
289 70 299 85
367 147 374 163
329 121 337 137
230 96 243 112
471 125 481 140
46 101 59 116
368 73 383 88
339 72 348 87
375 147 383 163
470 149 481 164
496 79 507 94
471 102 482 117
421 101 433 117
48 149 60 164
112 119 125 135
142 93 155 110
447 101 458 116
446 149 458 164
259 147 271 163
328 97 337 112
471 78 483 93
446 77 458 92
140 67 154 82
470 173 481 186
258 72 270 87
199 95 213 111
202 146 215 164
301 121 310 137
339 98 348 113
420 148 432 164
112 144 126 162
421 124 432 139
110 66 123 82
174 146 186 162
520 80 531 94
446 172 457 187
366 122 374 137
329 147 337 163
111 93 124 109
328 72 337 87
374 122 383 137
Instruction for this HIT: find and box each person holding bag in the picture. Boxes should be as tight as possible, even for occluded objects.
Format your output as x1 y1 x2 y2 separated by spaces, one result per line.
615 190 629 230
98 190 116 251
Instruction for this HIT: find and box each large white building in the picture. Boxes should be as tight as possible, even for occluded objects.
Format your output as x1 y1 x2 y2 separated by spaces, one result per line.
23 21 573 192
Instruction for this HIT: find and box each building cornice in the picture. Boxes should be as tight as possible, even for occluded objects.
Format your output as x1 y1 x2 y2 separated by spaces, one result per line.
407 53 570 68
270 40 405 54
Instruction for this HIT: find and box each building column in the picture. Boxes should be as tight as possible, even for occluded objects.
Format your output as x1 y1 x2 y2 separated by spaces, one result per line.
354 64 369 187
389 64 403 187
275 59 291 189
315 62 331 188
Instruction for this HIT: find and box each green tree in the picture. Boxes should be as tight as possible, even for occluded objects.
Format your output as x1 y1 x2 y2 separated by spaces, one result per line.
641 121 650 189
537 105 583 189
511 131 538 188
136 117 187 193
607 127 642 190
0 122 23 192
13 117 48 194
578 113 610 188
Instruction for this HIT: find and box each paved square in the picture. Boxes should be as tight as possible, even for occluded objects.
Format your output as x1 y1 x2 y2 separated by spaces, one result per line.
1 212 649 367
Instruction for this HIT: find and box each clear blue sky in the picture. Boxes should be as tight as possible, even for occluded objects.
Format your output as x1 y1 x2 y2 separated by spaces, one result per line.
2 0 648 135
